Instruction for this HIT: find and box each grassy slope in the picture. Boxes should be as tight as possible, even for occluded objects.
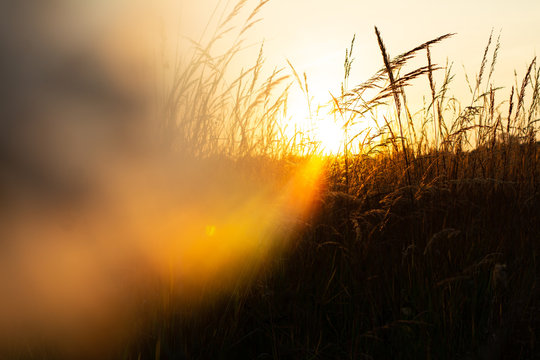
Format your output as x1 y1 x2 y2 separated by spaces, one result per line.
129 143 539 359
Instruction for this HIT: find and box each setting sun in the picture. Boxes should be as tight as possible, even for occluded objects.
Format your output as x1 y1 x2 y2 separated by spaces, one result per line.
283 88 350 155
315 117 346 155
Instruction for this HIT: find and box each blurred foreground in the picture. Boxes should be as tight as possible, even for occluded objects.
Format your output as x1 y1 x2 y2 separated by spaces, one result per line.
0 2 323 358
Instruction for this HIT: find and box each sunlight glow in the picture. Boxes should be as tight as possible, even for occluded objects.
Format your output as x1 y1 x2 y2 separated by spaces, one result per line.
282 90 350 155
283 87 387 156
0 156 326 354
315 118 346 155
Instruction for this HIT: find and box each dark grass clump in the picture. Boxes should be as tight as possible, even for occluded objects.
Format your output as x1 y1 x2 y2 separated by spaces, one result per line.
129 146 539 359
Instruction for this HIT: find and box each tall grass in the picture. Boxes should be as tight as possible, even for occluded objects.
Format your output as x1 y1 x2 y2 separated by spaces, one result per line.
9 0 525 358
127 6 540 356
160 0 292 158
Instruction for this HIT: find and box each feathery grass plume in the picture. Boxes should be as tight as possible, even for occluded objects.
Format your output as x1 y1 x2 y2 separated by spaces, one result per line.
488 86 496 142
239 0 270 37
514 57 536 128
342 34 356 95
527 64 540 142
346 33 454 97
426 46 437 104
219 0 250 29
286 59 313 120
475 28 493 98
486 30 502 89
437 61 453 145
463 64 474 95
373 25 401 114
507 85 515 137
374 26 412 190
474 31 493 145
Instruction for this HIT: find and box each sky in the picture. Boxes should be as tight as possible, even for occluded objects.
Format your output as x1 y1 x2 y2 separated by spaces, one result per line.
172 0 540 102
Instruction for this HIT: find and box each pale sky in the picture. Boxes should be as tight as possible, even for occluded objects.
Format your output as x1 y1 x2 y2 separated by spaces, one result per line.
172 0 539 93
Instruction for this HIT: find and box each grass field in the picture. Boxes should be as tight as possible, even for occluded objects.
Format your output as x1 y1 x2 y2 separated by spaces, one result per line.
121 2 540 359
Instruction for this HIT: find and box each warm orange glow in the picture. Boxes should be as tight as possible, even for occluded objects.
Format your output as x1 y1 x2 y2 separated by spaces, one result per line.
143 157 325 295
0 155 326 355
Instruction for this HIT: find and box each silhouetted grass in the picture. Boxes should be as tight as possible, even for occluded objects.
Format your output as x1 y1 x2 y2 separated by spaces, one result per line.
121 6 540 358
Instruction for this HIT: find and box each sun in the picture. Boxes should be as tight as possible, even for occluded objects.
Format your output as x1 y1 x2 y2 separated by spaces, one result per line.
315 117 346 155
283 90 350 155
